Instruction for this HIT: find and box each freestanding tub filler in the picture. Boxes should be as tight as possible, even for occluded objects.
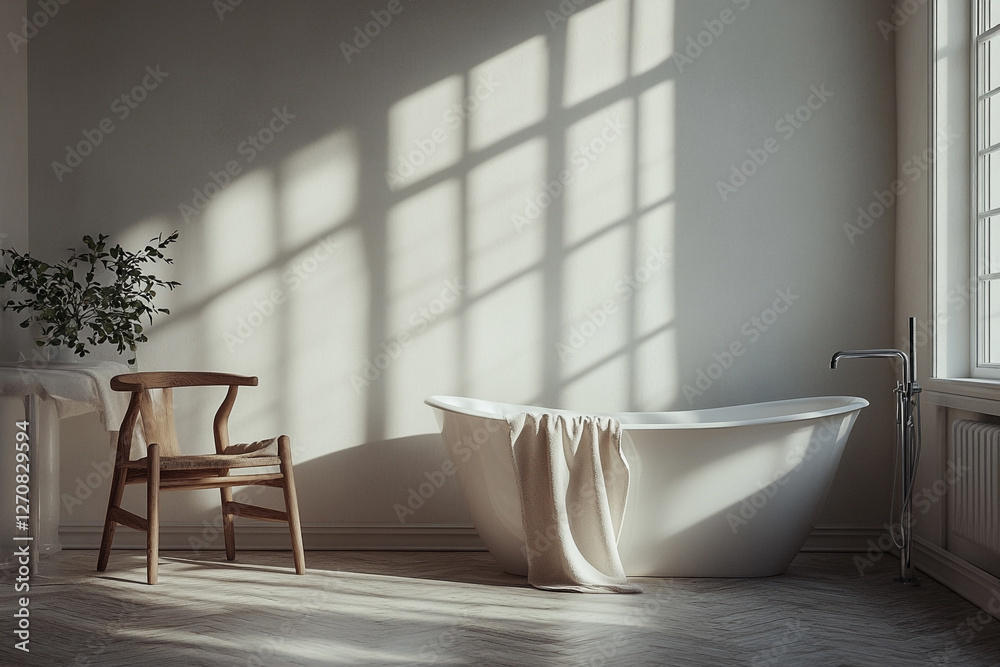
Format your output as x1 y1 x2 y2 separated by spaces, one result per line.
426 395 868 577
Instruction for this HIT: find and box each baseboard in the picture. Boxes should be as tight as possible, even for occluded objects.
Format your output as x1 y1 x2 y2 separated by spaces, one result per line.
64 523 881 553
65 523 878 552
801 525 886 552
913 537 1000 620
60 522 486 551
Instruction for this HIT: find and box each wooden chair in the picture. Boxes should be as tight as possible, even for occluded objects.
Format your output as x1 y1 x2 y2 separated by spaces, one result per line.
97 372 305 584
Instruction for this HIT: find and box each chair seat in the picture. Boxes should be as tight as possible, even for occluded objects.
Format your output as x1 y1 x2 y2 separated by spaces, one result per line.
123 438 281 471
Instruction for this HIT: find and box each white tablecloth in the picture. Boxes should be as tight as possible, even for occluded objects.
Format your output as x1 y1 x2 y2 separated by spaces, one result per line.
0 361 131 432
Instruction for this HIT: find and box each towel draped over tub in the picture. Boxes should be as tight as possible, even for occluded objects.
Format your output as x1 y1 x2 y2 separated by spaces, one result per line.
506 412 641 594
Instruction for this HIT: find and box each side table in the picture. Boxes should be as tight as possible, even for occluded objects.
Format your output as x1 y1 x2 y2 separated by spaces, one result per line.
0 361 131 572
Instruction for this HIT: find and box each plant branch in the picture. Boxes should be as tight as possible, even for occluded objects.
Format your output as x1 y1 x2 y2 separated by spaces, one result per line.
0 231 181 364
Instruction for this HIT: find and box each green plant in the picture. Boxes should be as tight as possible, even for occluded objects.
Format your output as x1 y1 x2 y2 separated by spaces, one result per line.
0 231 180 364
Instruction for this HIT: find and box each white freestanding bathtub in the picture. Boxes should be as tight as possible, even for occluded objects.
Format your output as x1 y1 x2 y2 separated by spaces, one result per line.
425 395 868 578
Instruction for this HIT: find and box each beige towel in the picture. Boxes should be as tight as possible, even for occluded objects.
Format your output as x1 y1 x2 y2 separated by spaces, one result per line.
507 412 641 594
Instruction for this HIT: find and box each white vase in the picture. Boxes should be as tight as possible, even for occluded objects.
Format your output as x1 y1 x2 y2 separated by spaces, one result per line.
46 342 136 370
44 345 82 364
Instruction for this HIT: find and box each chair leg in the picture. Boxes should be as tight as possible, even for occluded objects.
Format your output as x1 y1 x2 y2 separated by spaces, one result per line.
147 443 160 585
277 435 305 574
220 483 236 561
97 465 127 572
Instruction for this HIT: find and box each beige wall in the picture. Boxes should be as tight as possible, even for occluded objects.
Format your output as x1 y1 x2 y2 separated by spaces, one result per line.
19 0 898 546
0 0 30 362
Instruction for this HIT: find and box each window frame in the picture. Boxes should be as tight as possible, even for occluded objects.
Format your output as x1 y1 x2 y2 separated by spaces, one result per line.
972 0 1000 378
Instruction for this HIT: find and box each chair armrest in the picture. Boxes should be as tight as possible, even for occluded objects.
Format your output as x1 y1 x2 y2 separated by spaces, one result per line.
111 372 258 392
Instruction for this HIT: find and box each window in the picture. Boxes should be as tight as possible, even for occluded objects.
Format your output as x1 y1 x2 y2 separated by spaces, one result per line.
974 0 1000 376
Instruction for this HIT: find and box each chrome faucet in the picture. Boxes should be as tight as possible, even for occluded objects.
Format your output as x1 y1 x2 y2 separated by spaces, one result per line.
830 349 911 390
831 318 921 585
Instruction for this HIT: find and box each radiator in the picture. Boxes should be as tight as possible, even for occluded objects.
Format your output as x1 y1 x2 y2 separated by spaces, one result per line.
949 420 1000 576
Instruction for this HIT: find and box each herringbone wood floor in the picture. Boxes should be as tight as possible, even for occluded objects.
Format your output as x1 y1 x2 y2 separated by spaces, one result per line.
2 549 999 666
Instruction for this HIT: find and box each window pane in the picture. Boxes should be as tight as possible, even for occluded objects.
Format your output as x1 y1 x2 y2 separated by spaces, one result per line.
981 151 1000 212
986 278 1000 363
984 94 1000 150
979 36 1000 95
986 217 1000 273
992 36 1000 92
983 0 1000 33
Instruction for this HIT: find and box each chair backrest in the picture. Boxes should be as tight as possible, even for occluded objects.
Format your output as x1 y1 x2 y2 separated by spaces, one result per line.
110 372 258 461
137 387 181 457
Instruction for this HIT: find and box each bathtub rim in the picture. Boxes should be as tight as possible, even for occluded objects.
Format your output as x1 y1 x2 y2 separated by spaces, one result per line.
424 394 869 430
